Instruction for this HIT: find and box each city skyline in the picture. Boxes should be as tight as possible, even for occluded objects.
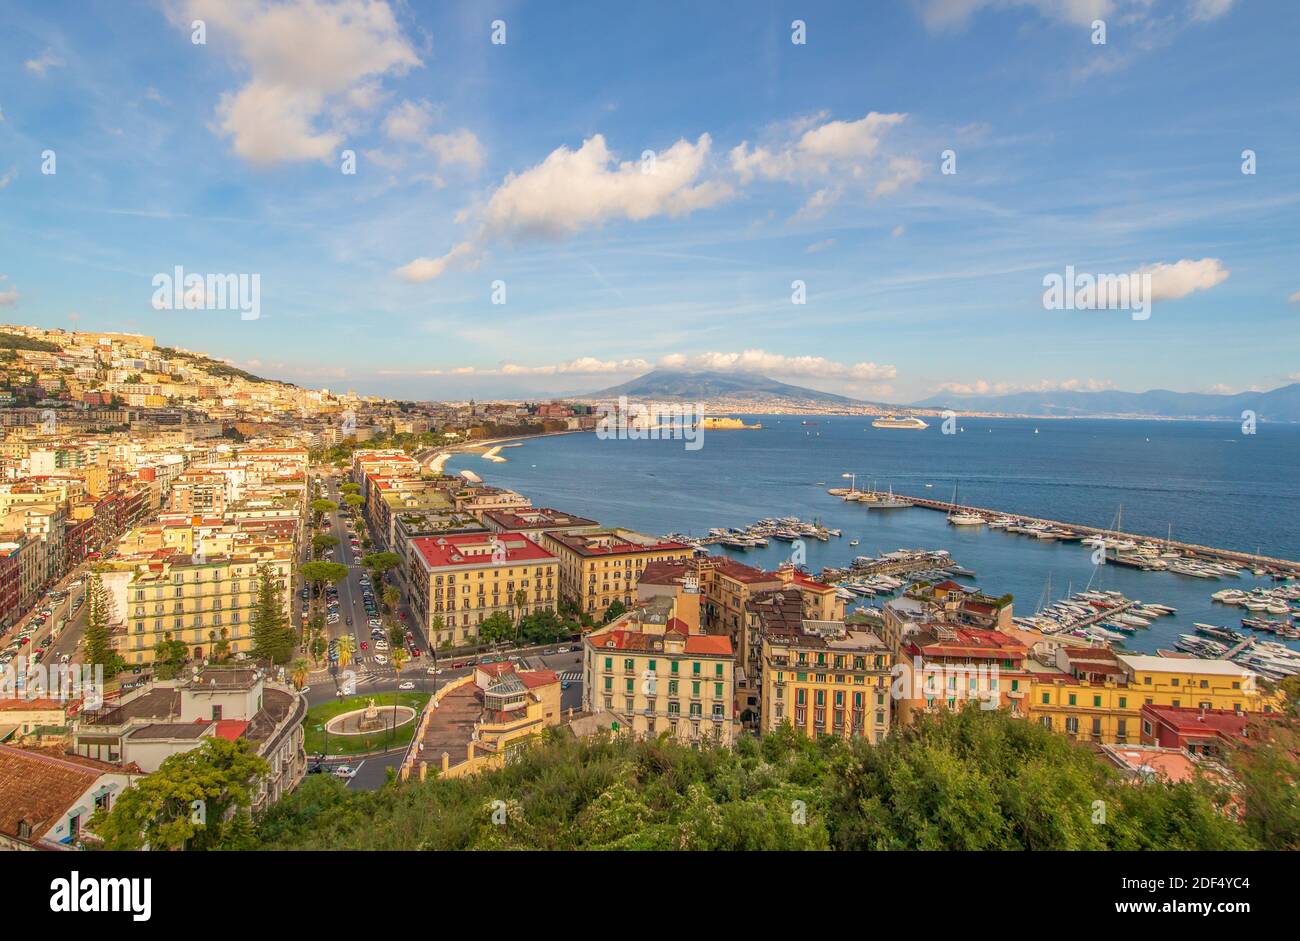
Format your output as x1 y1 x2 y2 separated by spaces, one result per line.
2 0 1298 402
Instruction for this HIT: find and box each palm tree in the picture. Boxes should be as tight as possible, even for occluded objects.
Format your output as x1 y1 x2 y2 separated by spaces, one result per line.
290 657 310 689
335 633 355 671
391 646 408 675
382 585 401 614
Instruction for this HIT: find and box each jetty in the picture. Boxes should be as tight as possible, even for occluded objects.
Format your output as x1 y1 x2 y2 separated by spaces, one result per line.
830 489 1300 578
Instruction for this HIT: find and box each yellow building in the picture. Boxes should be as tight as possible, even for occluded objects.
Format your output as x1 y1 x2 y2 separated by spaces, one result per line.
582 578 736 745
752 587 893 742
117 550 292 665
1025 647 1281 744
406 532 558 646
542 528 693 617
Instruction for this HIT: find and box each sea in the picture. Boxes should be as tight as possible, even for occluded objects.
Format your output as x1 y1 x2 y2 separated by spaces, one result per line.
444 416 1300 656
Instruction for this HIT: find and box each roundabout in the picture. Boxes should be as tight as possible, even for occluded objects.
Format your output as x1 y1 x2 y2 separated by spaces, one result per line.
325 699 417 735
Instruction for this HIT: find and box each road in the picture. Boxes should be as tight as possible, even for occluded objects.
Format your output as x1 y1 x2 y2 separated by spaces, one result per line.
0 568 92 672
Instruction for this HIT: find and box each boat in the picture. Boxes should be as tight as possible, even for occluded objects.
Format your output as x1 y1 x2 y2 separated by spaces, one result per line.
948 512 985 526
848 539 859 547
864 486 914 510
871 415 929 430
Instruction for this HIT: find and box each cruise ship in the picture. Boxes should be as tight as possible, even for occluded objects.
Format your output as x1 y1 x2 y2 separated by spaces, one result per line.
871 415 928 430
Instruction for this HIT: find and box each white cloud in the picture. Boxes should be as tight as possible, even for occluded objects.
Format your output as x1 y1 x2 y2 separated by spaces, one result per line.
383 99 436 143
24 51 64 75
935 377 1116 396
0 167 15 189
1287 289 1300 304
398 133 732 281
396 240 478 283
379 356 652 378
805 238 836 254
180 0 420 166
428 129 484 172
0 276 17 306
731 112 909 184
382 100 483 173
917 1 1114 30
378 350 896 384
1190 0 1236 21
658 350 896 382
918 0 1235 31
891 224 906 238
1138 257 1229 301
731 112 921 218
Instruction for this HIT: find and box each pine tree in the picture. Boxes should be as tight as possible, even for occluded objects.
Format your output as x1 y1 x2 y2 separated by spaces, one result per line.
83 572 123 678
251 563 294 664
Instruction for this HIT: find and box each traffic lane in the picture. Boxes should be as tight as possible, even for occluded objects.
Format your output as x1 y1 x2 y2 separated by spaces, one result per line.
3 583 83 665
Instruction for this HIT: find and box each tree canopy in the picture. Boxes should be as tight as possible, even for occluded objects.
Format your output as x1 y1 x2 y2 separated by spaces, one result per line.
90 737 268 851
248 706 1281 851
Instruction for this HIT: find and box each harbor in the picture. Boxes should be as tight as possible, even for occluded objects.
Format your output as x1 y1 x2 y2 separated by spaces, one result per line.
827 488 1300 579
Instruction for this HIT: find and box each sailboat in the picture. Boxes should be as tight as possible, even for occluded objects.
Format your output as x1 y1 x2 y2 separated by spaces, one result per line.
947 482 985 526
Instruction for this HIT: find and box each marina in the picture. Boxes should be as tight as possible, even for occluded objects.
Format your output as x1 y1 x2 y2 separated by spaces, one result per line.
827 488 1300 579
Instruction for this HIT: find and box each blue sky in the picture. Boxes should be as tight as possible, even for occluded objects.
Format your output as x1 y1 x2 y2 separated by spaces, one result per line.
1 0 1297 403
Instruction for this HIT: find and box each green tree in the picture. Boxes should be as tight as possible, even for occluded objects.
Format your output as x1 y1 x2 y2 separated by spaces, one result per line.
310 498 338 526
343 493 364 509
89 737 269 850
1230 718 1300 850
251 563 294 664
312 533 339 558
339 483 361 495
361 551 402 585
602 599 628 624
152 631 190 680
479 611 513 644
83 573 125 678
382 585 401 613
299 561 349 607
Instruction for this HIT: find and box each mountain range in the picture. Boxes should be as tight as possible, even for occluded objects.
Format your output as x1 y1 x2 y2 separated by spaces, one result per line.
912 384 1300 422
584 369 1300 422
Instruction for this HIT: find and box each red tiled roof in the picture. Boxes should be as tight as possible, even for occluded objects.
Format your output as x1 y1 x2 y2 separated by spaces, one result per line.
685 635 732 655
544 530 689 557
1142 705 1256 736
411 533 555 569
518 670 558 689
213 720 250 741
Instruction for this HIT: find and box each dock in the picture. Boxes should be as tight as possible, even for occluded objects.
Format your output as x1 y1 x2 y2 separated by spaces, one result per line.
832 489 1300 577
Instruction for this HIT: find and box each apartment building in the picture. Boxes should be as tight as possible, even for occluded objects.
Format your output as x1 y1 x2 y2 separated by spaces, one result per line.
406 532 558 646
582 577 736 745
116 550 292 665
541 528 693 616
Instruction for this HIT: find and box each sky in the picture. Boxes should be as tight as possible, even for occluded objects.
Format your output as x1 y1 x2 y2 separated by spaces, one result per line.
1 0 1297 403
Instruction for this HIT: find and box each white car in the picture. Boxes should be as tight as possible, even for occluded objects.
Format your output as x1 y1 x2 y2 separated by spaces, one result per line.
373 640 389 651
331 766 355 779
557 647 571 653
398 681 415 690
372 654 388 665
425 666 441 675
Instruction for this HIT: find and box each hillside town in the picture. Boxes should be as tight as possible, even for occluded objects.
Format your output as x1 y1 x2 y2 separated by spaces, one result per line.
0 323 1293 855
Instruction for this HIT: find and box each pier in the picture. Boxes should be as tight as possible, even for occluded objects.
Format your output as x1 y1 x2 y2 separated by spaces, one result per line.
831 490 1300 577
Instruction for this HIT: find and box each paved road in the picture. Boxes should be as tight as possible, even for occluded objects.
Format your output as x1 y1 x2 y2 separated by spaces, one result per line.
0 568 92 670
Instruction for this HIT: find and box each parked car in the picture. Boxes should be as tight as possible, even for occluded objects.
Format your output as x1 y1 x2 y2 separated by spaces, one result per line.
398 681 415 690
331 766 355 779
372 655 388 665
